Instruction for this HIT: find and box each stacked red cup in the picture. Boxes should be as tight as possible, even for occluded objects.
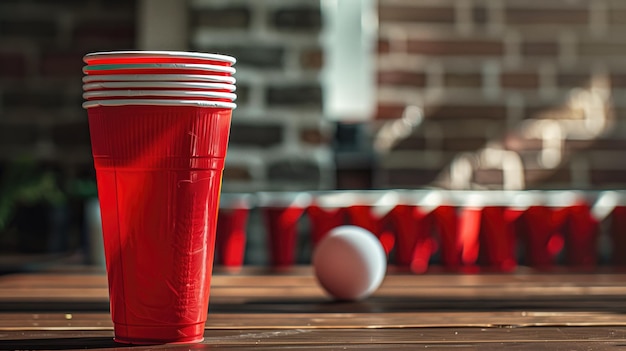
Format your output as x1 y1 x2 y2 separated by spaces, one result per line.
82 51 236 345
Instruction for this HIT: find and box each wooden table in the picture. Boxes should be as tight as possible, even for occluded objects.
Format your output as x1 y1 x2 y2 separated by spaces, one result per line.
2 267 626 350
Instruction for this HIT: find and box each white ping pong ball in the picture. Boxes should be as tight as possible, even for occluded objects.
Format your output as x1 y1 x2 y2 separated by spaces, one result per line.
312 225 387 301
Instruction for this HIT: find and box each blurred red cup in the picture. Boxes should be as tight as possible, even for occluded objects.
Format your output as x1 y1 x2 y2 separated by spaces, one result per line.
258 192 312 268
84 51 236 66
343 191 397 256
387 191 440 274
215 193 253 270
84 98 235 344
307 192 348 246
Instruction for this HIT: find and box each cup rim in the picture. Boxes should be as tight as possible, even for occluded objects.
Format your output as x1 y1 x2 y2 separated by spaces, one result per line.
83 99 237 109
84 51 236 65
83 90 237 100
83 63 236 75
82 74 236 84
83 81 236 92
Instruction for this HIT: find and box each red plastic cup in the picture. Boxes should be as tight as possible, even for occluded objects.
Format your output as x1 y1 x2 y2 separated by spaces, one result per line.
215 194 253 270
84 99 234 344
307 192 348 246
258 192 311 268
343 191 397 255
84 51 236 66
83 90 237 102
82 74 236 85
83 81 236 93
83 63 236 76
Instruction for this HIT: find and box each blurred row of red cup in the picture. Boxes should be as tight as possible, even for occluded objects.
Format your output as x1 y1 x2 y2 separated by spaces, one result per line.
216 190 626 273
82 51 237 110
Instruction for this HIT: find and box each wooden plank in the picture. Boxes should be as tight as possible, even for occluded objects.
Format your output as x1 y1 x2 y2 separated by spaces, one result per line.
3 310 626 331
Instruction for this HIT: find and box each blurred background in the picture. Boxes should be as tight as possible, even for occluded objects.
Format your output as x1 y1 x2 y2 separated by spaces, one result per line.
0 0 624 266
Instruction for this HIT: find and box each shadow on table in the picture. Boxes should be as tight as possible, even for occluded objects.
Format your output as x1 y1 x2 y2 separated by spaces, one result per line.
0 337 119 350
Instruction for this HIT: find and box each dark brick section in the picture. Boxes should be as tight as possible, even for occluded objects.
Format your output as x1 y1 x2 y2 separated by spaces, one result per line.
378 71 426 87
407 40 504 56
300 128 329 145
0 19 57 40
267 158 320 184
444 73 482 88
266 85 322 108
378 6 455 24
501 72 540 89
272 7 321 31
380 169 441 188
192 7 251 29
223 165 253 181
558 73 591 89
299 48 323 70
40 50 85 77
229 122 283 148
522 42 559 56
0 52 27 78
424 105 507 120
505 8 588 25
3 88 74 109
201 46 284 69
51 121 91 147
0 125 39 146
72 19 135 51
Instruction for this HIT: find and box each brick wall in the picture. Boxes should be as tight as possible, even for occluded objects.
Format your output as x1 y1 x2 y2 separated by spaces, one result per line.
375 0 626 190
189 0 333 192
0 0 136 175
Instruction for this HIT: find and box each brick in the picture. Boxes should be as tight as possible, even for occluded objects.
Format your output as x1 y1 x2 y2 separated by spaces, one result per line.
267 158 320 183
376 103 405 120
525 106 584 120
591 170 626 186
407 39 504 56
0 18 57 40
195 46 284 69
228 122 283 148
223 165 252 181
579 42 626 56
336 169 372 190
0 52 27 78
473 169 503 185
612 73 626 88
569 139 626 151
96 0 137 11
3 88 74 109
0 124 38 146
31 0 89 7
558 73 590 88
608 9 626 25
424 104 507 120
444 73 482 88
300 48 323 70
72 19 135 49
501 72 540 89
378 39 391 54
299 127 329 145
379 168 440 187
522 42 559 56
525 168 571 187
272 7 321 31
378 71 426 87
473 5 488 25
443 137 487 151
266 84 322 108
378 5 455 24
192 7 251 29
40 50 83 77
503 134 542 152
394 135 427 151
505 8 588 25
51 120 90 147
